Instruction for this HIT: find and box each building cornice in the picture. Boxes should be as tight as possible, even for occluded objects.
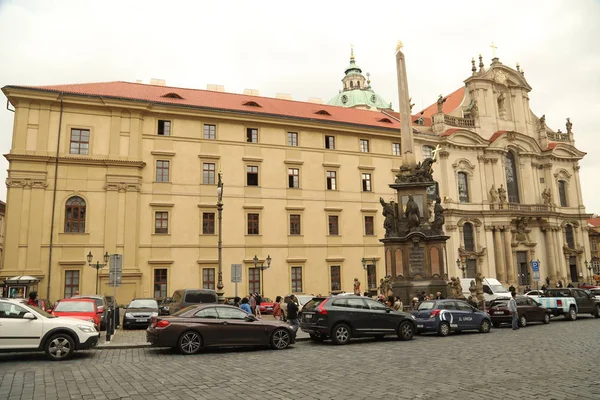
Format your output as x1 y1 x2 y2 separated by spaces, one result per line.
4 153 146 168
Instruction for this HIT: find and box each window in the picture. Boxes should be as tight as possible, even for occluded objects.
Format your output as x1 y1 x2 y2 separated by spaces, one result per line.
216 307 248 320
591 240 598 251
202 268 215 290
246 128 258 143
463 223 475 251
194 308 218 319
64 196 86 233
330 266 341 292
290 214 301 235
287 132 298 146
326 171 337 190
347 298 368 309
0 302 28 318
203 163 216 184
202 212 215 234
291 267 303 293
156 160 170 182
325 135 335 150
422 145 434 159
565 224 575 249
504 151 520 203
362 173 372 192
288 168 299 188
392 143 401 156
64 270 80 298
247 213 259 235
367 264 377 290
153 269 167 298
249 268 261 294
457 302 474 311
360 139 370 153
203 124 216 139
558 180 568 207
69 128 89 155
366 299 387 310
157 120 171 136
364 216 374 235
457 172 470 203
328 215 339 235
154 212 169 234
247 165 259 186
427 181 439 202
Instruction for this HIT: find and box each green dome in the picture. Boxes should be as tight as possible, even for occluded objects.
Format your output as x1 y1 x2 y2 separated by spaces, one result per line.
328 88 392 110
345 59 362 75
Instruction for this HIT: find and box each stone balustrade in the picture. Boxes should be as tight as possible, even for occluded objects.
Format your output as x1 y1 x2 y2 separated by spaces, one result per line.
443 115 475 128
546 131 570 142
489 203 555 212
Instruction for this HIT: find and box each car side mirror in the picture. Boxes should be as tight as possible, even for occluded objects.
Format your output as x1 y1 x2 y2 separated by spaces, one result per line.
244 315 257 322
23 312 35 320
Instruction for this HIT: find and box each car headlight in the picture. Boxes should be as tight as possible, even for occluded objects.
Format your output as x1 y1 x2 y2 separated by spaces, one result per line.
77 324 96 333
411 315 416 320
125 313 133 319
151 312 158 317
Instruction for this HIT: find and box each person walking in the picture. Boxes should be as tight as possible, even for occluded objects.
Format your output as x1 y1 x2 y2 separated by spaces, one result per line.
240 297 252 314
434 292 444 300
27 291 38 307
508 291 519 330
273 296 282 320
287 295 299 332
249 293 256 315
255 293 262 318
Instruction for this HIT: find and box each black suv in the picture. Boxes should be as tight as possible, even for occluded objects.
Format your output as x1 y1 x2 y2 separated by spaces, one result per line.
300 296 416 345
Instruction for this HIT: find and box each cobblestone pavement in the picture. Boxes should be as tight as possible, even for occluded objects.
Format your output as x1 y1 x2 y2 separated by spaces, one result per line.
1 316 600 400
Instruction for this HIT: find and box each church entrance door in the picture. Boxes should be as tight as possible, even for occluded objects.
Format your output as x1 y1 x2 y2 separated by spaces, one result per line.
569 256 578 283
517 251 530 286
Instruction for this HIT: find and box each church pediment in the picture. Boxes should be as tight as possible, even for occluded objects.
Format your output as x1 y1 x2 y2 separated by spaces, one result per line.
488 131 543 154
441 129 488 146
466 62 532 91
546 143 586 159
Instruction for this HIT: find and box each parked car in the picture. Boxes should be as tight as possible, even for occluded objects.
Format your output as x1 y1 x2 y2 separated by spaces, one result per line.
488 296 551 328
168 289 218 314
123 298 159 329
36 298 53 313
460 278 512 302
147 304 295 354
71 295 109 330
590 288 600 300
158 297 173 315
259 297 275 314
51 298 100 329
524 290 545 300
537 288 600 320
412 299 491 336
0 298 99 361
299 295 416 345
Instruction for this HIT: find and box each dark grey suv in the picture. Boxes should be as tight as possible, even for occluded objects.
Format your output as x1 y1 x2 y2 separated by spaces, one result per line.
299 296 416 345
167 289 218 315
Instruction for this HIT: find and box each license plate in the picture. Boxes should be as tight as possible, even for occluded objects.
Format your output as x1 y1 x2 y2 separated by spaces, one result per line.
138 319 148 322
493 312 504 315
304 314 313 320
417 324 424 328
267 307 273 310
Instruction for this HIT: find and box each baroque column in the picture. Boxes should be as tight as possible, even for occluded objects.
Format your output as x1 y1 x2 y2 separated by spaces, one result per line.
542 226 557 282
492 227 505 282
503 227 515 283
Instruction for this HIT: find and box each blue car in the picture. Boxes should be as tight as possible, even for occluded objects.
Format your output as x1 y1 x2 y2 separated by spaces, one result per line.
412 299 491 336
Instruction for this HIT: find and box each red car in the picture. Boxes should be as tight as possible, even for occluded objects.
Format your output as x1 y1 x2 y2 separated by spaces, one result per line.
259 298 275 314
52 298 100 329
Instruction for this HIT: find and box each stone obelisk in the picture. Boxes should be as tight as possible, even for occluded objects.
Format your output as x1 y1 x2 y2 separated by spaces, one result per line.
395 41 416 167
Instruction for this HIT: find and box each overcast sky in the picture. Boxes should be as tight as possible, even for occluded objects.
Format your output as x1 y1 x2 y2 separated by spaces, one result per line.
0 0 599 213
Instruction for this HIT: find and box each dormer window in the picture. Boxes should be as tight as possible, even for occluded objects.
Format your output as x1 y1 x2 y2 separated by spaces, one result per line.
243 101 261 107
315 110 331 116
162 92 183 99
378 118 393 124
414 118 424 126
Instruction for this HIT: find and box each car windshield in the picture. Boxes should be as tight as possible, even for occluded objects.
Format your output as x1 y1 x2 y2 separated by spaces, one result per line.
74 296 103 307
303 298 326 311
491 285 509 293
296 295 313 306
261 298 272 303
27 304 55 318
417 301 436 311
128 299 158 309
184 292 216 303
55 301 95 313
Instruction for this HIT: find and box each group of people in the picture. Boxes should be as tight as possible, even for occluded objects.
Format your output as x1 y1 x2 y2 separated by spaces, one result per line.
234 293 301 331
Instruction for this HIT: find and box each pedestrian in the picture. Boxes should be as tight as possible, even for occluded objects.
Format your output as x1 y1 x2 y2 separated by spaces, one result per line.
240 297 252 314
249 293 256 315
417 292 425 303
363 291 369 297
508 291 519 330
273 296 282 320
233 296 241 307
287 295 299 332
395 296 404 311
557 280 563 288
435 292 444 300
428 293 434 300
567 282 574 288
509 284 516 293
279 296 287 321
27 291 38 307
255 293 262 318
541 284 547 291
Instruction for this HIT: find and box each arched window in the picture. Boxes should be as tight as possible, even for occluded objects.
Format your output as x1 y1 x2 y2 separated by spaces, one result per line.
357 81 361 89
565 224 575 249
457 172 470 203
504 151 520 203
463 223 475 251
350 81 354 89
558 180 568 207
65 196 86 233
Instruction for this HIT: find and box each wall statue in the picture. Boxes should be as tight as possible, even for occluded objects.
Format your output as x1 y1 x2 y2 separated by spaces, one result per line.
489 184 499 203
475 273 485 303
497 184 507 203
431 197 445 233
497 92 505 110
566 118 572 134
436 95 446 113
405 195 421 231
380 197 397 237
353 278 361 295
542 188 553 205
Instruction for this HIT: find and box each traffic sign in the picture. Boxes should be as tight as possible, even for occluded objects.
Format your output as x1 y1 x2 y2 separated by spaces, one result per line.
533 271 540 281
109 254 122 287
531 260 540 272
231 264 242 283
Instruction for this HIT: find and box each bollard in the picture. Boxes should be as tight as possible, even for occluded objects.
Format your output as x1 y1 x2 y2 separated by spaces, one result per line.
115 306 120 328
105 307 113 342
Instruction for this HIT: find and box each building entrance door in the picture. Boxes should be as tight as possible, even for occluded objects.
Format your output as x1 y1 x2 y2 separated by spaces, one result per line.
517 251 530 286
465 259 477 279
569 256 578 283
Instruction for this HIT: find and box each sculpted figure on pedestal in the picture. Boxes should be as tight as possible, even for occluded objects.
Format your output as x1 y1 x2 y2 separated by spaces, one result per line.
405 195 421 231
353 278 361 295
380 197 397 237
489 184 499 203
542 188 553 205
475 273 485 303
497 184 507 203
431 197 445 233
566 118 573 134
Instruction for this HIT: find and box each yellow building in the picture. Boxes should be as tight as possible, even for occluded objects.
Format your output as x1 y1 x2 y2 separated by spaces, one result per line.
1 52 592 303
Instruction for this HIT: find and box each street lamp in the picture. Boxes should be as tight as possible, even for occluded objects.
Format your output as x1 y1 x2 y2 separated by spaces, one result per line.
87 251 110 295
216 171 225 303
253 254 271 296
456 258 467 278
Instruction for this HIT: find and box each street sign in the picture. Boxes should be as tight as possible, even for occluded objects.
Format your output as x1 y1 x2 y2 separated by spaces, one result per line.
109 254 123 287
533 271 540 281
531 260 540 272
231 264 242 283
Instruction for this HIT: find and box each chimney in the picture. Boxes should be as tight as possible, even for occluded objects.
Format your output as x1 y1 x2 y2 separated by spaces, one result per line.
275 93 293 100
150 78 166 86
308 97 323 104
243 89 260 96
207 84 225 92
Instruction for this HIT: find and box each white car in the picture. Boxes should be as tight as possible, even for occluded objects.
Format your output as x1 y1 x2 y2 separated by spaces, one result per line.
525 290 545 300
0 298 100 361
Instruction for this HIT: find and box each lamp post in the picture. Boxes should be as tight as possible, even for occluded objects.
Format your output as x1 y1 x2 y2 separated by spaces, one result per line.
253 254 271 296
87 251 110 295
216 171 225 303
456 258 467 278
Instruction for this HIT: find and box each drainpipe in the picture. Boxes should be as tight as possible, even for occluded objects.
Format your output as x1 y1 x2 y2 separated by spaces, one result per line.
46 93 64 299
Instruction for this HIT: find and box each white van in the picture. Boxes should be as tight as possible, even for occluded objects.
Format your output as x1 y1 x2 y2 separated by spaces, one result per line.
460 278 512 302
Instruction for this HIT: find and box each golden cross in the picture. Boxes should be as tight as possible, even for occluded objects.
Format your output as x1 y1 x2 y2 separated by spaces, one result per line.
490 42 498 58
432 144 442 161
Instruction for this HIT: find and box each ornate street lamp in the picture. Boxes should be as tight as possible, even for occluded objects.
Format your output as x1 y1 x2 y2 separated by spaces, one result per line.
87 251 110 295
456 258 467 278
253 254 272 296
216 171 225 303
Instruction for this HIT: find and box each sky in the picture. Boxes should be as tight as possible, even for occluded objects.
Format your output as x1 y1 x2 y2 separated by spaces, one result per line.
0 0 599 213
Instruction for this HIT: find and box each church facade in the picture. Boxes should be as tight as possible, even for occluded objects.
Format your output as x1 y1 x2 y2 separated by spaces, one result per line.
0 51 592 303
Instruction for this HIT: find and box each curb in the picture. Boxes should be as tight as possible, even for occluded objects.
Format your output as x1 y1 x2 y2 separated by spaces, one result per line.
96 336 311 350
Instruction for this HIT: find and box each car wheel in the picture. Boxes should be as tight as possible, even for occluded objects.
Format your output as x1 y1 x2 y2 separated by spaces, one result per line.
309 333 324 342
331 323 351 345
479 319 491 333
566 307 577 321
178 331 202 355
397 321 414 341
594 305 600 318
438 322 450 337
543 313 551 324
492 321 501 328
271 328 291 350
519 315 527 328
45 334 75 361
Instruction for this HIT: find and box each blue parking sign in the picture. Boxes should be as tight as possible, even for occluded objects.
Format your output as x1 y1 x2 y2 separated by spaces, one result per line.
531 260 540 272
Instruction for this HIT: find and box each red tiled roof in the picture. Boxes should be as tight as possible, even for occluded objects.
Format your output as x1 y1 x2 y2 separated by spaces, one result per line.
546 142 558 150
4 81 416 131
588 218 600 227
441 128 460 137
418 86 466 119
489 130 508 142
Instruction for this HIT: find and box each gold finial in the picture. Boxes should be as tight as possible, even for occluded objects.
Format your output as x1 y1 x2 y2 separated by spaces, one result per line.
350 44 355 61
396 40 404 53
